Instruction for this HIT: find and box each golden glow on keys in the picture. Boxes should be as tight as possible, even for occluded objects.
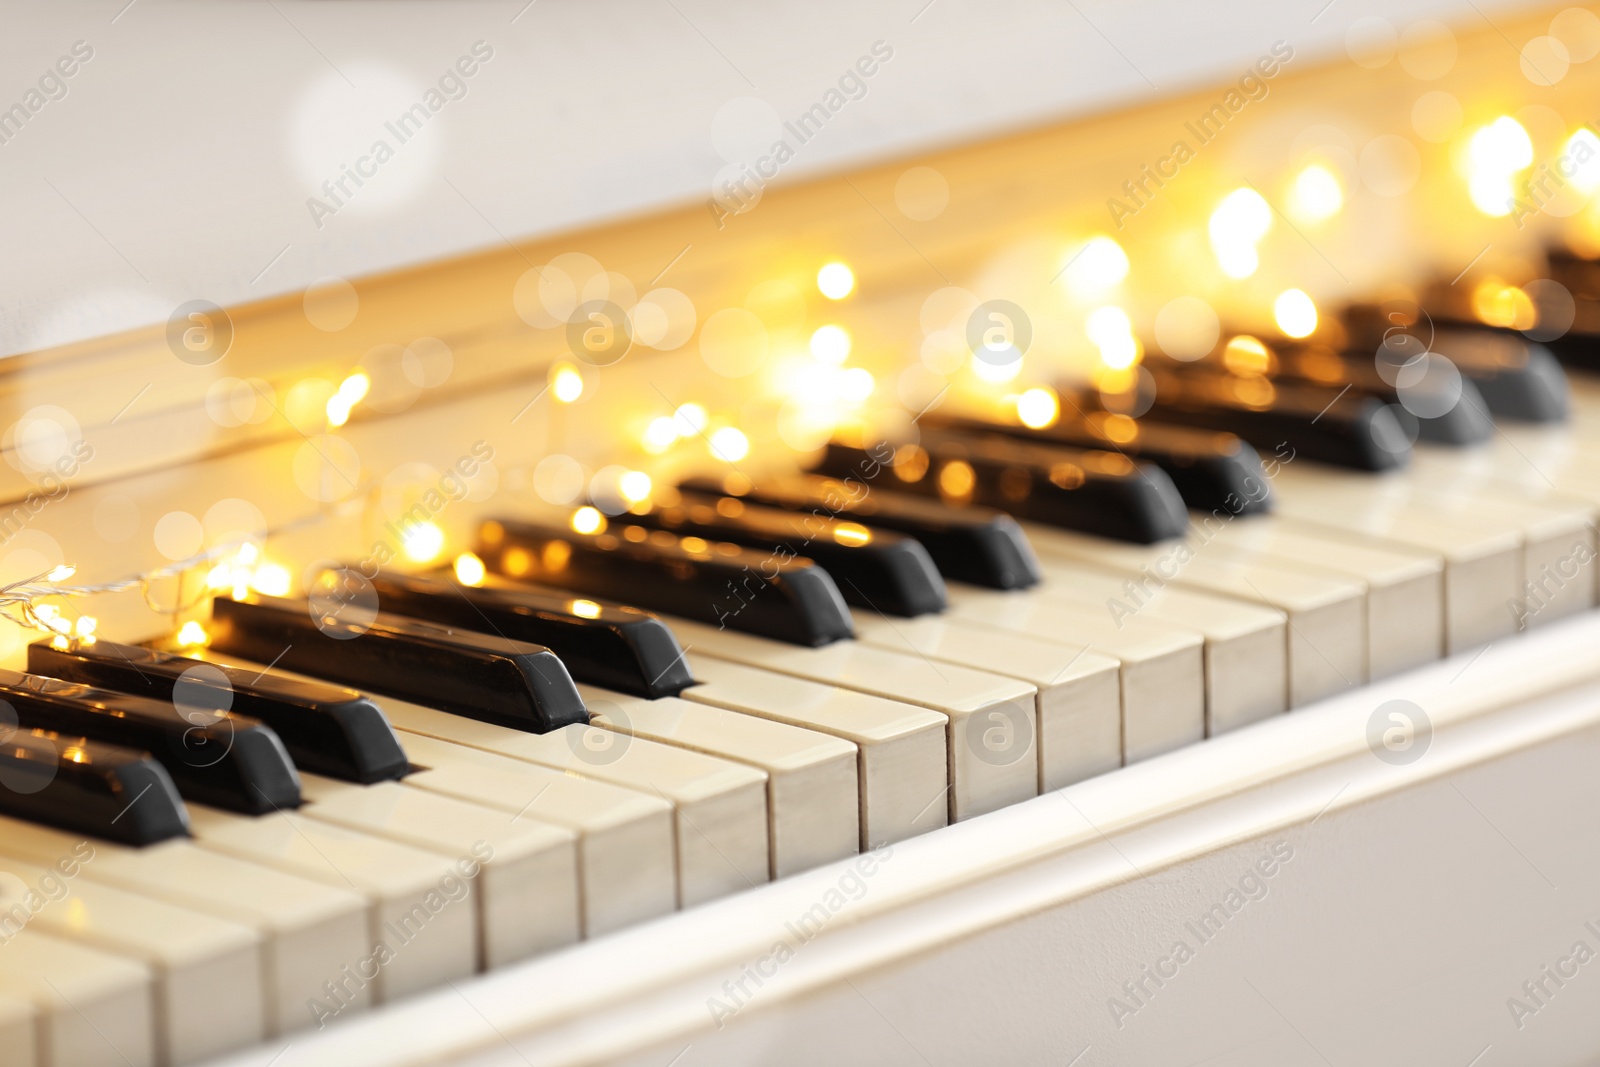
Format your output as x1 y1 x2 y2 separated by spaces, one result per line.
1048 462 1086 489
1472 279 1537 329
817 262 855 300
832 522 872 547
623 525 648 542
1099 412 1139 443
502 546 532 577
1223 335 1274 376
551 361 585 403
1273 289 1318 338
709 427 749 462
1287 163 1343 223
402 521 445 563
542 540 572 572
894 444 930 482
679 536 710 555
1016 387 1059 429
572 599 602 619
810 324 851 365
453 552 487 586
571 506 606 535
938 460 976 500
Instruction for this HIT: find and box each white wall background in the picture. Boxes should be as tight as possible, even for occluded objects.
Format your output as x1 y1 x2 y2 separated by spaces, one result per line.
0 0 1552 357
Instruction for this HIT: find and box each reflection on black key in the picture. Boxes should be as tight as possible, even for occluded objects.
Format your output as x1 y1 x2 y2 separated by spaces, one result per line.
0 669 300 815
209 594 589 735
477 516 854 646
0 730 189 845
632 494 947 617
1110 366 1410 471
28 639 409 784
922 412 1272 514
677 474 1041 590
815 429 1189 544
364 569 694 699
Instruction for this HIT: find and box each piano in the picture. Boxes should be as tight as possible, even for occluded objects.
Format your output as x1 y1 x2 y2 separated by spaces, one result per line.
4 1 1600 1064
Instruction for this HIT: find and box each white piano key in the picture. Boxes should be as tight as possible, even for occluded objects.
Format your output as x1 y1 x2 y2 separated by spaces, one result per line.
0 993 34 1067
0 854 263 1065
374 698 770 907
0 815 369 1037
1025 559 1289 730
385 732 675 937
663 617 1038 821
1025 523 1365 706
580 685 859 878
679 657 949 847
0 927 153 1067
185 805 479 1000
290 776 580 968
924 592 1201 762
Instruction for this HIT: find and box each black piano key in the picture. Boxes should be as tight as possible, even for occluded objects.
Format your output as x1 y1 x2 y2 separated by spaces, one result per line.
209 594 589 735
1535 252 1600 371
0 730 189 846
1342 305 1569 422
28 639 409 784
815 430 1189 544
364 569 694 699
677 474 1042 590
920 411 1272 514
630 494 947 617
0 668 300 816
477 516 855 646
1109 367 1411 471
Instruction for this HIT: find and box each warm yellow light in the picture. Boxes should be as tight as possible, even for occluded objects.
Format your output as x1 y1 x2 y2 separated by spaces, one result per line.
1017 387 1060 429
619 470 653 503
838 367 875 402
236 543 259 566
453 552 487 586
73 616 96 638
1062 235 1129 293
674 403 708 436
817 262 855 300
642 416 678 454
938 460 976 499
1471 280 1537 329
971 353 1023 382
45 565 75 583
571 506 606 535
1567 128 1600 193
1468 172 1516 217
1273 289 1319 339
206 563 233 590
810 324 852 365
1469 116 1534 175
709 427 750 462
1288 164 1343 223
402 521 445 562
832 522 873 547
1210 188 1273 245
572 599 602 619
251 562 292 598
177 621 209 647
1223 335 1274 376
551 362 585 403
339 371 371 404
1087 306 1132 347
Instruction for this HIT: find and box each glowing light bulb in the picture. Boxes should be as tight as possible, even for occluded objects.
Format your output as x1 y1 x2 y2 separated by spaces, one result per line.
1223 335 1274 376
971 354 1024 382
1468 172 1516 217
1215 243 1260 279
402 521 445 562
251 562 291 597
619 470 653 503
73 616 96 638
177 621 209 647
1274 289 1319 339
339 371 371 404
642 416 678 454
674 403 708 436
570 506 606 535
1062 235 1129 293
838 367 875 402
572 599 602 619
1471 280 1537 329
1288 164 1343 223
817 262 855 300
551 361 584 403
809 324 852 365
236 543 259 566
45 565 75 583
710 427 750 462
1087 306 1140 370
454 552 487 586
1017 387 1060 429
1210 188 1272 278
1567 128 1600 193
1469 116 1534 174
